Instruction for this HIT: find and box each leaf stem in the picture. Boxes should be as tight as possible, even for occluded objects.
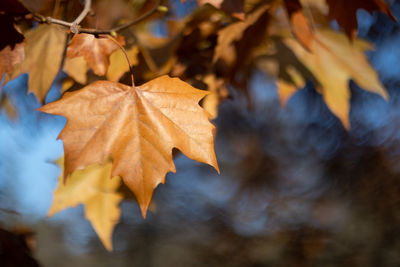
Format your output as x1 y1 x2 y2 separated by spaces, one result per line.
106 35 135 87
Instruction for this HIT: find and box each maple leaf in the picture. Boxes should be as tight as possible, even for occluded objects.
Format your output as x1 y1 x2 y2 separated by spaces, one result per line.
40 75 219 217
106 46 139 82
49 158 122 251
326 0 396 39
0 43 24 82
6 24 66 103
283 28 388 129
66 34 125 76
63 56 88 85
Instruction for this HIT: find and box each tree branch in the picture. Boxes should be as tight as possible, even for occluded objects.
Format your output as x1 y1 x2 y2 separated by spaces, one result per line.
32 0 162 35
73 0 92 25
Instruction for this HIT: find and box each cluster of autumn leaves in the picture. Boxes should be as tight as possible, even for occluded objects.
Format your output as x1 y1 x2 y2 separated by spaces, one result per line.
0 0 397 250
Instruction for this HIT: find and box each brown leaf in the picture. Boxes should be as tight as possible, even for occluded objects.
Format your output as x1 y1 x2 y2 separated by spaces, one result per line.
84 0 137 29
326 0 396 39
66 34 125 76
18 0 46 12
40 76 219 217
6 25 66 103
214 4 269 65
0 0 29 15
198 0 245 20
283 0 314 49
49 158 122 251
0 43 24 81
0 14 24 50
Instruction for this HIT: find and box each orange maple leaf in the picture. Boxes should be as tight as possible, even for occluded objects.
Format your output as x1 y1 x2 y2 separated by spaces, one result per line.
66 33 125 76
39 76 219 217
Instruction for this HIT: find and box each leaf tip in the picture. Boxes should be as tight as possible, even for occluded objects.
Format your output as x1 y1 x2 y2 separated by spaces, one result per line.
139 204 148 219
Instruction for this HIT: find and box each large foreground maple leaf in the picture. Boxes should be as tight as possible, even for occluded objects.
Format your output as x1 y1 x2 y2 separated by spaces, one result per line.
40 76 219 217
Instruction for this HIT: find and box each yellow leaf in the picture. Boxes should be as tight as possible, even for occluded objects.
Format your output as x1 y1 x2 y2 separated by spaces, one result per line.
7 25 67 103
106 46 139 82
276 65 306 106
63 56 88 84
0 94 17 120
202 74 228 119
276 80 298 107
49 158 122 251
202 74 219 119
40 76 219 218
284 29 388 129
61 78 75 93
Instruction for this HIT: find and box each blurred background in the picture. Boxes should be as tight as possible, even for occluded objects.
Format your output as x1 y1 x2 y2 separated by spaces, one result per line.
1 0 400 266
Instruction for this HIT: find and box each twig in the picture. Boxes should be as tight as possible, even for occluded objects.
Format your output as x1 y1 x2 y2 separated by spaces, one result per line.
111 0 161 32
32 0 162 35
73 0 92 25
106 35 135 87
0 207 20 215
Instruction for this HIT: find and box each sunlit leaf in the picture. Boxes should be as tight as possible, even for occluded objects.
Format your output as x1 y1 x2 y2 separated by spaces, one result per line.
40 76 219 217
49 158 122 251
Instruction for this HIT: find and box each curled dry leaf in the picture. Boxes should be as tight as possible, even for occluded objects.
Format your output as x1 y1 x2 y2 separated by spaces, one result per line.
326 0 396 39
40 75 219 217
284 29 388 129
283 0 314 50
66 34 125 76
6 24 66 103
49 158 122 251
